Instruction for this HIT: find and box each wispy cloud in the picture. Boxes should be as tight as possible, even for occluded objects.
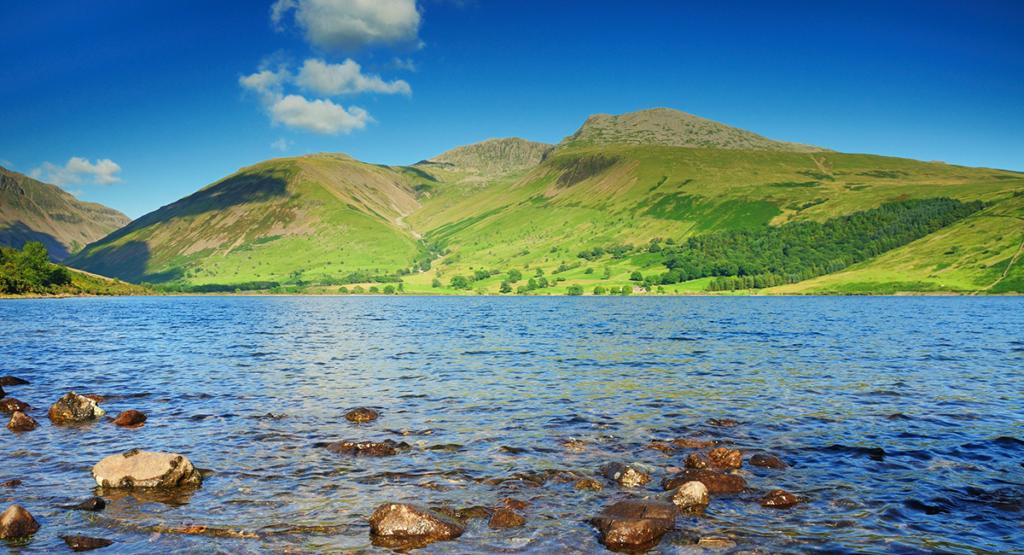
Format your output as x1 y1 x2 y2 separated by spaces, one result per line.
296 59 410 96
386 57 417 72
30 157 123 188
271 138 293 151
271 0 421 51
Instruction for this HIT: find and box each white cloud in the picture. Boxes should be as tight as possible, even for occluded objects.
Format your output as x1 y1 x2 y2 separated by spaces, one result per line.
30 157 123 188
239 68 291 97
295 59 410 96
268 95 372 134
387 57 417 72
271 138 292 151
271 0 421 51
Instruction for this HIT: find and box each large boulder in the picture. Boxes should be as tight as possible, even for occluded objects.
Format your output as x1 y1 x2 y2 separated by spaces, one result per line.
0 505 40 539
369 503 465 548
590 499 678 551
6 411 38 432
48 392 105 424
661 481 709 511
92 450 202 489
0 398 31 413
664 469 746 494
601 462 651 487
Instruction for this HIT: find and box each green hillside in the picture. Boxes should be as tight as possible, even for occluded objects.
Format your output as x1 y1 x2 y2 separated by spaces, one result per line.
0 165 131 260
63 108 1024 295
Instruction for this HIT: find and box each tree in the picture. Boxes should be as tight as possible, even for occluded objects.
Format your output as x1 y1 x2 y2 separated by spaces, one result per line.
431 278 442 288
535 268 544 277
499 281 512 293
516 285 529 294
353 285 365 294
527 277 538 291
383 284 396 294
450 275 471 289
630 270 643 281
507 269 522 283
537 277 549 288
603 267 612 279
369 286 379 293
567 284 584 296
593 285 606 295
584 267 594 274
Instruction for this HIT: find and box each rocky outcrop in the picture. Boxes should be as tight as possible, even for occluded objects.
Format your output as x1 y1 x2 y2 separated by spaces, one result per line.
0 505 40 539
590 499 678 551
6 411 38 431
369 503 465 548
345 408 379 422
750 454 788 469
488 508 526 528
664 469 746 494
112 410 147 428
661 481 709 511
92 450 202 489
601 462 651 487
48 391 105 424
326 440 405 457
0 398 31 412
760 489 800 508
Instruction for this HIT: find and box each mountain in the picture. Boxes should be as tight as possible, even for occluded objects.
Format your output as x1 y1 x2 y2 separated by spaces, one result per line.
556 108 831 153
0 166 131 260
64 109 1024 294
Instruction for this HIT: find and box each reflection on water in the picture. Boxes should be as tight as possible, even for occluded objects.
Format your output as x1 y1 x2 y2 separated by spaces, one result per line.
1 296 1023 553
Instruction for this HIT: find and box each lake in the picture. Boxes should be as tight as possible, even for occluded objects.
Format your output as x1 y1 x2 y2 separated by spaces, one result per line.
1 296 1022 554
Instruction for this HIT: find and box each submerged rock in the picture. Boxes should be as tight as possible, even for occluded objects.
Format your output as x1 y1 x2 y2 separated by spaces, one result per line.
489 508 526 528
576 477 604 491
601 462 651 487
707 418 740 427
1 480 22 488
760 489 800 508
0 398 31 413
326 439 406 457
664 469 746 494
112 410 147 428
456 506 493 519
0 377 30 386
48 392 105 424
345 408 379 423
369 503 465 548
590 499 678 551
672 437 716 449
60 535 114 552
661 481 709 511
687 447 742 470
750 454 788 469
0 505 40 539
58 497 106 511
6 411 38 432
92 450 202 489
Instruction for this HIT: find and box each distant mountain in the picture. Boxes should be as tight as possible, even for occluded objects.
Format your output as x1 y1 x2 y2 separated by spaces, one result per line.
0 166 131 260
556 108 831 153
420 138 553 177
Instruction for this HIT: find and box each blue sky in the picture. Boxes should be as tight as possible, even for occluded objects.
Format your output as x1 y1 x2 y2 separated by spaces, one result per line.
1 1 1022 219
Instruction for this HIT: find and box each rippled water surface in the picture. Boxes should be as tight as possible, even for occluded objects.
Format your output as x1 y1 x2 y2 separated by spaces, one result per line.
2 296 1023 554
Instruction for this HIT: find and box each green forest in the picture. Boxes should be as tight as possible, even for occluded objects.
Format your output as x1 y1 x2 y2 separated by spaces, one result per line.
0 242 73 294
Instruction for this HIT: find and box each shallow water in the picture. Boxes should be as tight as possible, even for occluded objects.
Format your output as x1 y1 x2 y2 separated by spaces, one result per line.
1 296 1022 554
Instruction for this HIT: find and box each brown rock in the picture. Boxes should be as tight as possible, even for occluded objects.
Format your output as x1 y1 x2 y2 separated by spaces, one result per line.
0 505 40 539
489 508 526 528
6 410 38 431
345 407 379 423
590 499 678 551
84 394 106 404
646 441 677 453
60 535 113 552
112 410 147 428
661 481 709 510
0 377 30 386
92 450 203 489
709 447 742 469
601 462 651 487
672 437 716 449
369 503 465 548
760 489 800 508
685 451 710 469
325 439 404 457
749 454 788 469
575 477 603 491
49 391 105 424
707 418 740 427
498 497 529 511
59 497 106 511
1 480 22 488
0 398 31 413
455 506 493 519
664 469 746 494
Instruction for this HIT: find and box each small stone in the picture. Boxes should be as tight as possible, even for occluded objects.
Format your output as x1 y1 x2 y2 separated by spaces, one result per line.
489 509 526 528
760 489 800 508
1 480 22 488
661 481 709 510
664 469 746 494
345 408 379 422
49 391 105 424
326 440 405 457
575 477 603 491
601 462 651 487
749 454 788 469
60 497 106 511
6 411 38 431
0 505 40 539
0 377 29 386
590 499 678 551
369 503 465 548
60 535 114 552
0 398 31 413
92 450 202 489
112 410 147 428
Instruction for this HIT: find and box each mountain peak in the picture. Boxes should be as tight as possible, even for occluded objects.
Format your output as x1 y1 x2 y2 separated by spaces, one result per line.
557 108 831 153
423 137 554 177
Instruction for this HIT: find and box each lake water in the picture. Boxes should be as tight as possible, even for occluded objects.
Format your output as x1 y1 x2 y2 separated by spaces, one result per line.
1 296 1022 554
